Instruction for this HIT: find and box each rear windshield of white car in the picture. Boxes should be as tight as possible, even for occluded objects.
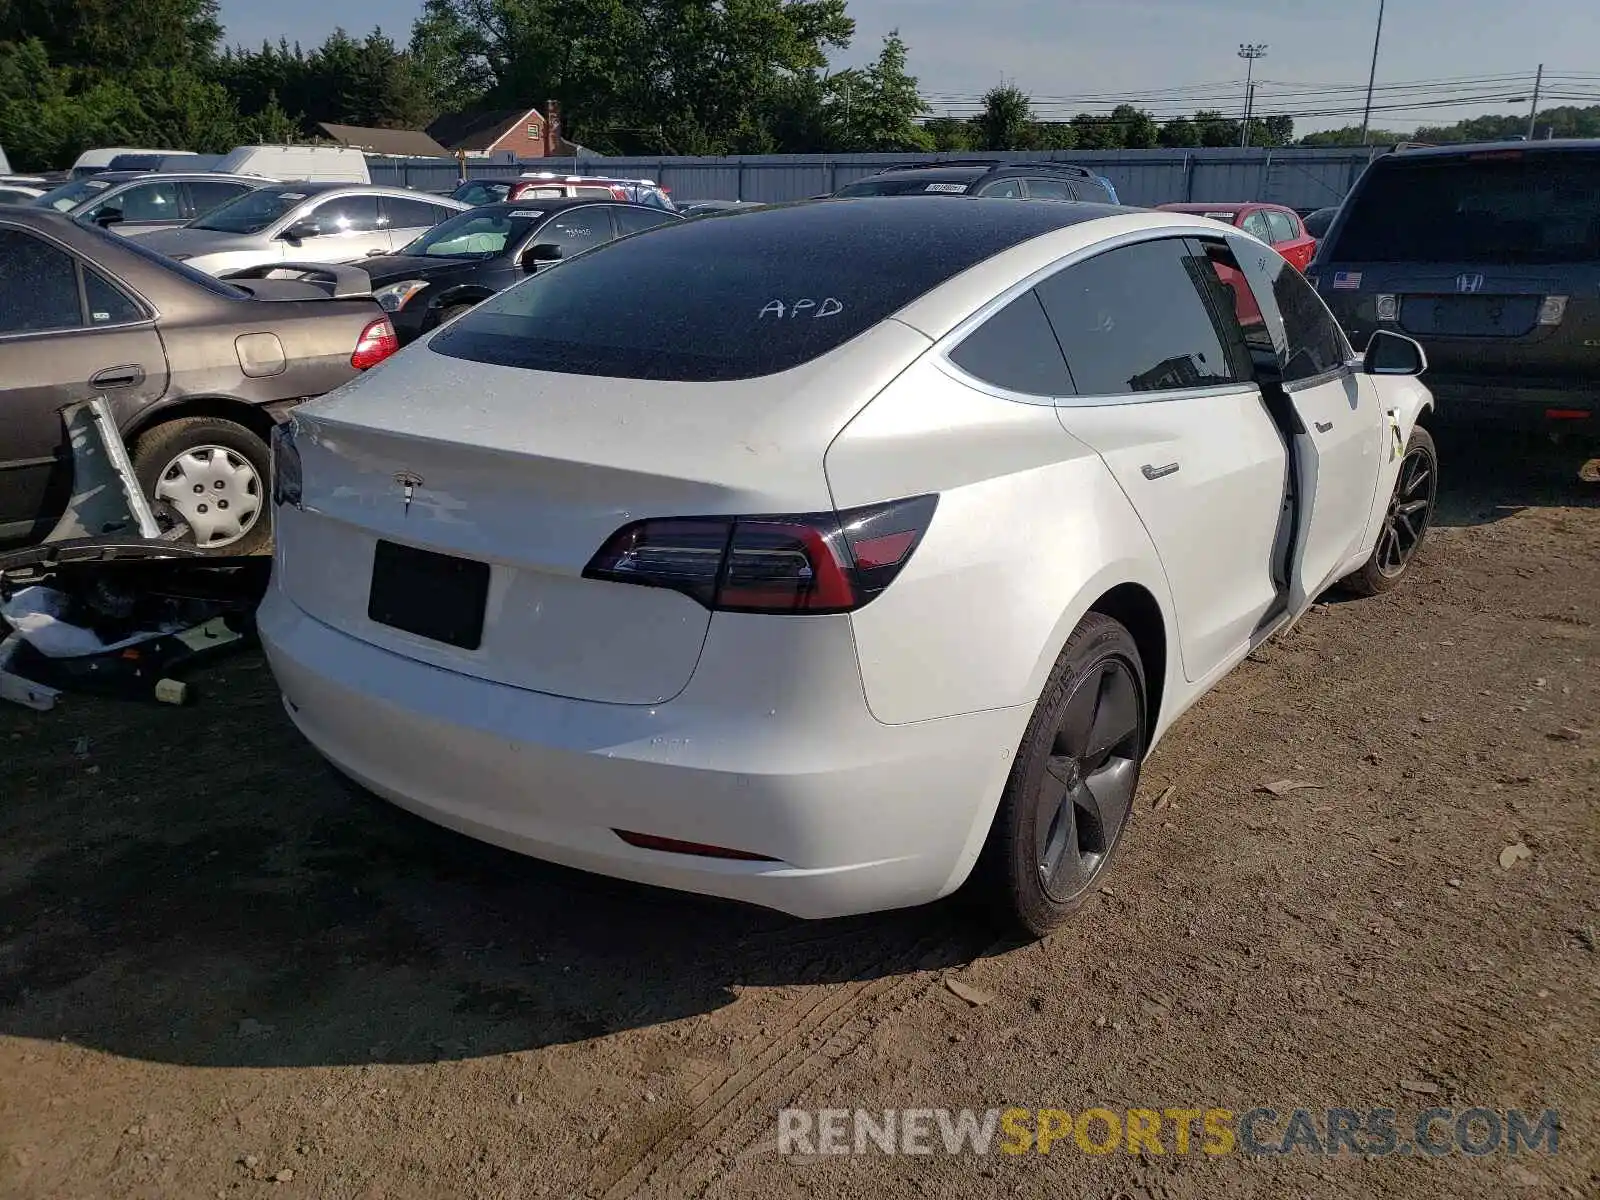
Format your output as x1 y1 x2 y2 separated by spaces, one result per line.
429 198 1094 381
1329 151 1600 264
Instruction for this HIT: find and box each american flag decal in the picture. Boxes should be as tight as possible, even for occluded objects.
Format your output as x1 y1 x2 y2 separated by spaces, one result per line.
1332 271 1363 290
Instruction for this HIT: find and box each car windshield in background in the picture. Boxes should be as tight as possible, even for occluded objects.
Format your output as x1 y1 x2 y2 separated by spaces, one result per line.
833 177 979 197
191 187 302 234
431 199 1088 382
400 209 544 258
32 177 114 212
1331 153 1600 265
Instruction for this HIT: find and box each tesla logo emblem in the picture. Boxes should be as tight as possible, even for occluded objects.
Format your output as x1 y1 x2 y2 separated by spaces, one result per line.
393 471 424 516
1457 273 1485 294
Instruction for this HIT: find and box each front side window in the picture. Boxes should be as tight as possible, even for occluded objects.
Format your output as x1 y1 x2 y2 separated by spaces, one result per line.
1241 211 1273 242
84 181 182 223
306 195 382 235
1219 235 1350 383
948 290 1073 397
536 208 613 254
193 188 306 234
0 229 82 333
1034 238 1243 395
979 179 1025 198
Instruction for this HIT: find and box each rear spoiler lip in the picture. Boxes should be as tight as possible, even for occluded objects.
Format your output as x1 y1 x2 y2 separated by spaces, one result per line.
219 261 374 300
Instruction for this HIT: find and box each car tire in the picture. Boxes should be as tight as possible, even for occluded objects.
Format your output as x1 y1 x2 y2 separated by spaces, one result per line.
435 303 475 330
131 416 272 556
1342 425 1438 597
975 613 1147 939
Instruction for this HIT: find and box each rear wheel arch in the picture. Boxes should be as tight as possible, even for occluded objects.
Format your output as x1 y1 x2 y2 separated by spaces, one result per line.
123 394 278 448
1087 582 1167 751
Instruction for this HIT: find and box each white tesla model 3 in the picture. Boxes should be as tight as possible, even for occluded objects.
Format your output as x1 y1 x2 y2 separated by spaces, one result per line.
260 198 1437 936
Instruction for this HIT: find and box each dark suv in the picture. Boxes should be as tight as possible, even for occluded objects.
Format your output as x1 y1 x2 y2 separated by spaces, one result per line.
1312 141 1599 434
832 160 1121 205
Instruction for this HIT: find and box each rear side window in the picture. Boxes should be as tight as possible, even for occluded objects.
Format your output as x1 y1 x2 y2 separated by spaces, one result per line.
1034 238 1243 395
1025 179 1075 201
86 181 182 222
978 179 1025 199
1265 211 1298 243
948 290 1073 397
613 207 677 236
83 268 144 324
0 229 82 333
433 201 1089 381
186 180 251 215
384 196 453 230
1330 152 1600 265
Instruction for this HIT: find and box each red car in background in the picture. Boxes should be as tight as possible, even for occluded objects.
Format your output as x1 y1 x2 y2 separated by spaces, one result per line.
1156 202 1318 271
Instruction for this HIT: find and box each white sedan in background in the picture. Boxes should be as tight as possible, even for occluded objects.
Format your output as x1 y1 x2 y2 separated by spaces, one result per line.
260 199 1437 937
137 184 468 276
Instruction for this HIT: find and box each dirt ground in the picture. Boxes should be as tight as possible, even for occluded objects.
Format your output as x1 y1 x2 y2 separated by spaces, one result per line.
1 428 1595 1200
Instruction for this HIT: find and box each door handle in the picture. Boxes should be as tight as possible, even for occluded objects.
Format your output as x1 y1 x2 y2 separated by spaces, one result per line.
1315 420 1334 433
90 365 144 389
1141 462 1180 481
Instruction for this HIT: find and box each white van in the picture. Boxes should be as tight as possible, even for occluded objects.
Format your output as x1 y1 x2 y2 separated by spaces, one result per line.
213 145 371 184
70 147 183 179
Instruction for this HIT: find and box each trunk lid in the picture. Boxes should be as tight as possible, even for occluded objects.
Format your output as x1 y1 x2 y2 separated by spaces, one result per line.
280 321 929 705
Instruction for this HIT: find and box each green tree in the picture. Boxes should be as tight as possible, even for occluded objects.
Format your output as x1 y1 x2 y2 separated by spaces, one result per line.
0 0 220 71
834 31 929 151
1031 122 1077 151
1158 116 1201 147
1298 124 1407 147
1107 104 1158 149
1193 109 1240 147
973 84 1032 151
1069 111 1120 149
925 115 974 151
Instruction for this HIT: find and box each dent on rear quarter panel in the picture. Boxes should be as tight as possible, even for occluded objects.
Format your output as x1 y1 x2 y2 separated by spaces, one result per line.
825 357 1174 726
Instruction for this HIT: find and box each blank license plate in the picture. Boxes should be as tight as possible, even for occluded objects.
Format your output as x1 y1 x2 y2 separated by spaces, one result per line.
1400 295 1538 338
368 540 489 650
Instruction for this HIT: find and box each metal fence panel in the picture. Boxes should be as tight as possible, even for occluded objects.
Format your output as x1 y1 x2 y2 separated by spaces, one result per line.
364 148 1382 210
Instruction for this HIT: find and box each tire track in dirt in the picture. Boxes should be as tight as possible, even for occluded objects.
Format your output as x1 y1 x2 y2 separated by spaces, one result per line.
587 925 999 1200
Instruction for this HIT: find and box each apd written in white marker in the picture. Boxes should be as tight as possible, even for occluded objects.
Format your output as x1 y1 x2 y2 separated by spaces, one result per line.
759 297 844 320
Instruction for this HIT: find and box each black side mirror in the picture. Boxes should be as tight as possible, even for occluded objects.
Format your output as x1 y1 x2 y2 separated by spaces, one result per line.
281 221 320 243
94 209 124 227
1363 329 1427 377
519 242 563 270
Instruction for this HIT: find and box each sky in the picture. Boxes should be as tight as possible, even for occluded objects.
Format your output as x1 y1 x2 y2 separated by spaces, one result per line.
217 0 1600 134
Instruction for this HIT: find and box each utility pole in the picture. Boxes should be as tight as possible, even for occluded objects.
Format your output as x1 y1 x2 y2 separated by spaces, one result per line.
1238 44 1267 148
1360 0 1387 145
1527 64 1544 140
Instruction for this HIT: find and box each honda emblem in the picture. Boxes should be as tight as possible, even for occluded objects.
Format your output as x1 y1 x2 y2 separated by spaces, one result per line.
1457 273 1485 294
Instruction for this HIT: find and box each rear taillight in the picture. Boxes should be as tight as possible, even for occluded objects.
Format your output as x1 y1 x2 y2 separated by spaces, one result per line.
583 495 938 614
351 317 399 370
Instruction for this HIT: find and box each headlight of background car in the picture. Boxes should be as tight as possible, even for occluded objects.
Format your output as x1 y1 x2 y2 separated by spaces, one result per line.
373 279 429 312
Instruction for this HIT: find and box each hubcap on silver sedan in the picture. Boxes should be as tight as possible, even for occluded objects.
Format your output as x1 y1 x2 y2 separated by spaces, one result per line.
154 445 262 548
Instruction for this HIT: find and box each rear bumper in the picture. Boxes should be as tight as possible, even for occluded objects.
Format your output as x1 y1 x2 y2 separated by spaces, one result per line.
258 586 1029 919
1423 377 1597 432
